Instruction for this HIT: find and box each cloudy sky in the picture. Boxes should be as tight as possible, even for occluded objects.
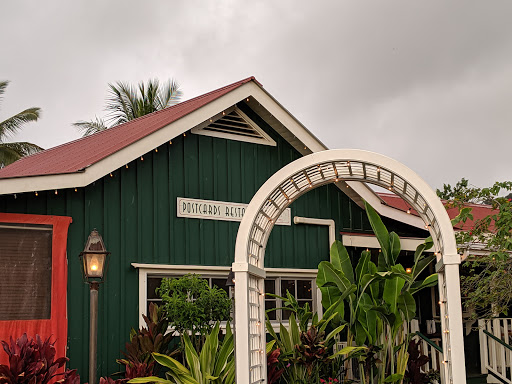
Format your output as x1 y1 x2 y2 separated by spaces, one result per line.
1 0 511 190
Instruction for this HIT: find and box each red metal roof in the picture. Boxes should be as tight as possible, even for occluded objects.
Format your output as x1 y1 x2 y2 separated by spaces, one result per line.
378 192 496 231
0 77 259 179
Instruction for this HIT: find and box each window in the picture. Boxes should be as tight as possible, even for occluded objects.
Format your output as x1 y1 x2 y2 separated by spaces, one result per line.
0 223 52 320
146 275 230 314
132 264 320 329
264 278 314 321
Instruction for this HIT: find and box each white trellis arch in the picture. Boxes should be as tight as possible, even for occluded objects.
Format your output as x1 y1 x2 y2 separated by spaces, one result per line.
232 149 465 384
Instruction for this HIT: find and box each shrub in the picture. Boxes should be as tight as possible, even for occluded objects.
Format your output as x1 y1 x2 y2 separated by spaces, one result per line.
0 333 79 384
117 302 175 379
156 274 231 351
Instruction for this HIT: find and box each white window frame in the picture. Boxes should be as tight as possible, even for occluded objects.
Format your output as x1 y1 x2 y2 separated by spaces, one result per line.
131 263 322 330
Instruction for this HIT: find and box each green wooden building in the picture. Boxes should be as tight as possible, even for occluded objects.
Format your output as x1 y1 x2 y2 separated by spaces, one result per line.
0 77 432 380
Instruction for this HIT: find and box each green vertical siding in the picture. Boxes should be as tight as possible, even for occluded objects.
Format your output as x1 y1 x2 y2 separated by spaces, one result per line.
0 104 381 379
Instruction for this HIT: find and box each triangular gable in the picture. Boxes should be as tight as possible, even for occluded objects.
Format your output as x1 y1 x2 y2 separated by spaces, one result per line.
191 106 276 146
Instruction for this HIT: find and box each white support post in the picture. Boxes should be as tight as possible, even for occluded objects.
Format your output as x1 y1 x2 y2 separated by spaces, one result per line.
443 263 466 384
234 269 251 384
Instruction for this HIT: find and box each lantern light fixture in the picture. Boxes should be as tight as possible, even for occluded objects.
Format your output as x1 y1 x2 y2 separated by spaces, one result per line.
79 229 110 284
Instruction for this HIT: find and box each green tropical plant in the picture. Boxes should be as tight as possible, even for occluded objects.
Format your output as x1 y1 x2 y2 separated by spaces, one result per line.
156 274 231 353
316 201 438 384
128 322 235 384
266 301 363 384
74 78 182 136
0 81 42 167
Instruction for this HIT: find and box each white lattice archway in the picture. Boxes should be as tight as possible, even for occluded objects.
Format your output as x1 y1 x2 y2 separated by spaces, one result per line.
232 149 465 384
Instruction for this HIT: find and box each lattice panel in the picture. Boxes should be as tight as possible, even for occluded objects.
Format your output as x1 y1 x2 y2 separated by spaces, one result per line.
246 159 446 270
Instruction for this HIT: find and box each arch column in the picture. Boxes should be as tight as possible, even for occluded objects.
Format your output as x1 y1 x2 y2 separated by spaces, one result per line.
233 149 465 384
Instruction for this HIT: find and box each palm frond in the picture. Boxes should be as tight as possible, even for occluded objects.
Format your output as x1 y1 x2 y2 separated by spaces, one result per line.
73 117 108 137
0 107 41 139
0 141 44 167
106 81 139 126
158 79 182 109
0 80 9 102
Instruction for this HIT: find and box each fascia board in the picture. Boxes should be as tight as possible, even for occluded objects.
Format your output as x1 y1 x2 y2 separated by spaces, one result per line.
347 180 425 229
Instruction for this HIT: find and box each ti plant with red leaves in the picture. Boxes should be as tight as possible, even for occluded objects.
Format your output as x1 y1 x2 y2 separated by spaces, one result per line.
404 339 430 384
294 326 330 377
117 303 175 379
0 333 79 384
267 346 285 384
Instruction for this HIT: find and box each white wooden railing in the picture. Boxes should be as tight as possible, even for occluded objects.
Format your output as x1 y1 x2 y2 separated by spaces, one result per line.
479 318 512 383
411 319 444 378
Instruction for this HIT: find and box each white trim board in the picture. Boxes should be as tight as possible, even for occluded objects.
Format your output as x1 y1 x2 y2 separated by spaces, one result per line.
342 234 427 252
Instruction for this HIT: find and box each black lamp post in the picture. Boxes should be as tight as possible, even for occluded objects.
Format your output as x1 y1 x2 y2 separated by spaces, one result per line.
79 229 110 384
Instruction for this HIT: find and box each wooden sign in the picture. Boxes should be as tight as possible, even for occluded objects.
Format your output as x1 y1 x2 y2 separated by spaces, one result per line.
177 197 291 226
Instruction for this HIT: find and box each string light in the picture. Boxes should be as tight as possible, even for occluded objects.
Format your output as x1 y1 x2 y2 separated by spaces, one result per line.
75 188 78 192
35 191 38 197
222 111 226 115
54 190 58 195
169 140 173 145
209 118 213 123
155 148 158 153
304 146 307 150
141 156 144 161
407 208 411 214
406 268 412 274
126 164 129 169
183 132 187 137
256 321 261 326
110 173 113 177
246 98 250 102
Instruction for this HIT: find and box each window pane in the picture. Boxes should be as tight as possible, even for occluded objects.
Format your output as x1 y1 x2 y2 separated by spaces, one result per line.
281 280 295 297
212 278 229 294
282 308 292 320
297 280 312 299
0 225 52 320
298 300 313 311
265 301 277 320
265 279 276 295
147 277 163 299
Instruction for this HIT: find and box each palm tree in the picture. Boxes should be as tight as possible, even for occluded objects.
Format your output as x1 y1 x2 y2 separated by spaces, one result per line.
74 78 182 136
0 81 42 167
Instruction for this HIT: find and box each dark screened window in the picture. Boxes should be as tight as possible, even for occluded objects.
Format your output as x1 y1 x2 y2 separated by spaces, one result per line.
0 224 52 320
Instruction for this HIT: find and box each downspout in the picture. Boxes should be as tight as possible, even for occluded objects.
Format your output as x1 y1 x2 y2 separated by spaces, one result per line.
293 216 336 246
293 216 336 318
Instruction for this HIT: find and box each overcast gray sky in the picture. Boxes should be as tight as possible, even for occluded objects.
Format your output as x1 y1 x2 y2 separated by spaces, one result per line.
1 0 511 190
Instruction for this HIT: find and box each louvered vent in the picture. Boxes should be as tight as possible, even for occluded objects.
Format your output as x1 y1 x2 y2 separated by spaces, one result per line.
192 107 276 146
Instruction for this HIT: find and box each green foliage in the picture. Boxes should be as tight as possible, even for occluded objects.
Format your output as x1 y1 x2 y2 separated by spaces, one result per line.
74 78 182 136
0 81 42 167
156 274 231 351
128 322 235 384
437 178 512 318
266 304 363 384
117 302 175 379
316 201 437 384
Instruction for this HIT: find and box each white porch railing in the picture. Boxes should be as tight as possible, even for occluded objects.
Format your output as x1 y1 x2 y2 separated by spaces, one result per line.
411 319 444 377
479 318 512 383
